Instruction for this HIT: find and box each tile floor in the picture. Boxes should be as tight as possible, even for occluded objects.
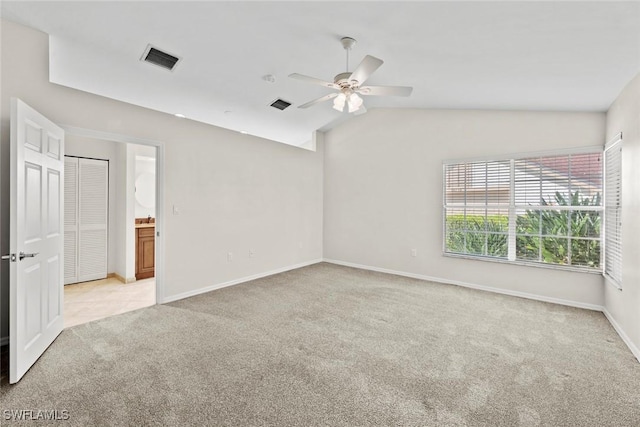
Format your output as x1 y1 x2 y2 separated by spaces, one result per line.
64 277 156 328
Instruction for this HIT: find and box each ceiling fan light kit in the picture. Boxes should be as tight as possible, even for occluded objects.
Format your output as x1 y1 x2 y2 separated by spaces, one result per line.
290 36 413 113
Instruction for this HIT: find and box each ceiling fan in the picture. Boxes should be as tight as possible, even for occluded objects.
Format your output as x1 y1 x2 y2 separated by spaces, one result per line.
289 37 413 113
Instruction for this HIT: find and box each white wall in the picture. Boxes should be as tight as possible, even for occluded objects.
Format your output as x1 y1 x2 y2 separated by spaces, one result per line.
0 20 324 339
324 109 606 308
134 145 156 219
65 135 121 277
123 143 136 282
604 73 640 358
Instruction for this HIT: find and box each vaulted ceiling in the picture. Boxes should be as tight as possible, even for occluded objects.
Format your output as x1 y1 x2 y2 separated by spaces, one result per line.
2 1 639 147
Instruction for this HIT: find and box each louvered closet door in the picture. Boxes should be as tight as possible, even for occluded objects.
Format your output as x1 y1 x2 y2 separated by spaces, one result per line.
64 157 79 284
78 158 108 282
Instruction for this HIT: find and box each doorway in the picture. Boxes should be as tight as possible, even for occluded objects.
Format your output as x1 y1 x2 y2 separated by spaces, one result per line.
60 127 165 327
5 100 166 383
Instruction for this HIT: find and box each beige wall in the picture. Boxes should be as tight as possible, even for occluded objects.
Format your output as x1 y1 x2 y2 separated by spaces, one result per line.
324 108 606 307
0 20 324 339
604 73 640 357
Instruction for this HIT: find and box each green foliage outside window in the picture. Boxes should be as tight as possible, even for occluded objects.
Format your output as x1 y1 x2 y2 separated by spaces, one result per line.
446 214 508 257
446 191 601 268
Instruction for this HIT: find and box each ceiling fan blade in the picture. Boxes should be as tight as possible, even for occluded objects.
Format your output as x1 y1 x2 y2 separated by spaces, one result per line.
289 73 339 89
349 55 383 86
298 92 338 109
357 85 413 97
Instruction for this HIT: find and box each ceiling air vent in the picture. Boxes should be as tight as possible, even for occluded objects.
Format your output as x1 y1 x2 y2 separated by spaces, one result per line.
270 99 292 111
141 44 180 71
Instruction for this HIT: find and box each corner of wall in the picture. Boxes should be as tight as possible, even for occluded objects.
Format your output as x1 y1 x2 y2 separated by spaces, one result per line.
603 72 640 362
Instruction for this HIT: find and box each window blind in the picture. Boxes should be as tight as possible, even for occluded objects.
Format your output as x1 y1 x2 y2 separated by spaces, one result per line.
444 149 603 271
443 161 510 258
604 136 622 287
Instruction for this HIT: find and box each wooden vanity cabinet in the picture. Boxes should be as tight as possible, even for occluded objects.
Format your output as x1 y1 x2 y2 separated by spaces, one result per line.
135 225 155 280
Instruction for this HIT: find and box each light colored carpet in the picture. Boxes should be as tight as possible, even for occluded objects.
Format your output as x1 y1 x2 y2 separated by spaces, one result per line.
1 262 639 426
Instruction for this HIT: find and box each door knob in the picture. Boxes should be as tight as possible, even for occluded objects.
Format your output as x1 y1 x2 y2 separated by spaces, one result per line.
19 252 38 261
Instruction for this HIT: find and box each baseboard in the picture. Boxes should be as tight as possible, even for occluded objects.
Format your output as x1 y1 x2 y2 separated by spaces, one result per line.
322 258 603 311
161 259 324 304
114 273 136 284
602 308 640 363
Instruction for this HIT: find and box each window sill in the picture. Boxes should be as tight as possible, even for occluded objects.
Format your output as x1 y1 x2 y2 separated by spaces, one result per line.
443 252 602 275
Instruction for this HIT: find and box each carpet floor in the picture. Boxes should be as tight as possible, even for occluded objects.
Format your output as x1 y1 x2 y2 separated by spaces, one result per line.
1 262 639 426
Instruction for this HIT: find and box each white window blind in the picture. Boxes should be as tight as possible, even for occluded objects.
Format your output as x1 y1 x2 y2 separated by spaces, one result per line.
443 161 510 258
444 149 603 271
604 135 622 287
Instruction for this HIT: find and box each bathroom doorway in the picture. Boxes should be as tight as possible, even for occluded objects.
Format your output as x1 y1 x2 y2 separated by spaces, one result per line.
61 128 164 328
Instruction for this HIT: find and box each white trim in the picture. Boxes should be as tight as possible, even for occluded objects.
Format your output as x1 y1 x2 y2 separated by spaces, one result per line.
442 252 602 275
602 307 640 363
154 144 166 304
161 259 323 304
323 258 603 311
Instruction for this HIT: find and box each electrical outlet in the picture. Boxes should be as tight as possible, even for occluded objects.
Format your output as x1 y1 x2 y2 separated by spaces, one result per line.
227 252 233 262
249 249 255 257
411 249 418 257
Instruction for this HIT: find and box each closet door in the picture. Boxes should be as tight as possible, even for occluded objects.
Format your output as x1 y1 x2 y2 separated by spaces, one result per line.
77 158 108 282
64 157 79 285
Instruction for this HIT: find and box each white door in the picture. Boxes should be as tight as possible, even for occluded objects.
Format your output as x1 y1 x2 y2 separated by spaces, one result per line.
63 157 108 284
77 158 108 282
7 98 65 383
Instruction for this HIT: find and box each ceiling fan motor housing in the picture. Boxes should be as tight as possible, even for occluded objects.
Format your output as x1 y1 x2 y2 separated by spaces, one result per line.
334 72 355 88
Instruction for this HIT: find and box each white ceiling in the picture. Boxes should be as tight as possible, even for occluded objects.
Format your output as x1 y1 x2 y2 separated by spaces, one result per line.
2 1 639 147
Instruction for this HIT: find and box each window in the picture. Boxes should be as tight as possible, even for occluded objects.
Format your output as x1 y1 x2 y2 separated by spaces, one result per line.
604 135 622 286
443 149 603 271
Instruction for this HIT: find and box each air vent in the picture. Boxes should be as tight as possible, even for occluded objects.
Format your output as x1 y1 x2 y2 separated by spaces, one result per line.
270 99 292 111
141 44 180 71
